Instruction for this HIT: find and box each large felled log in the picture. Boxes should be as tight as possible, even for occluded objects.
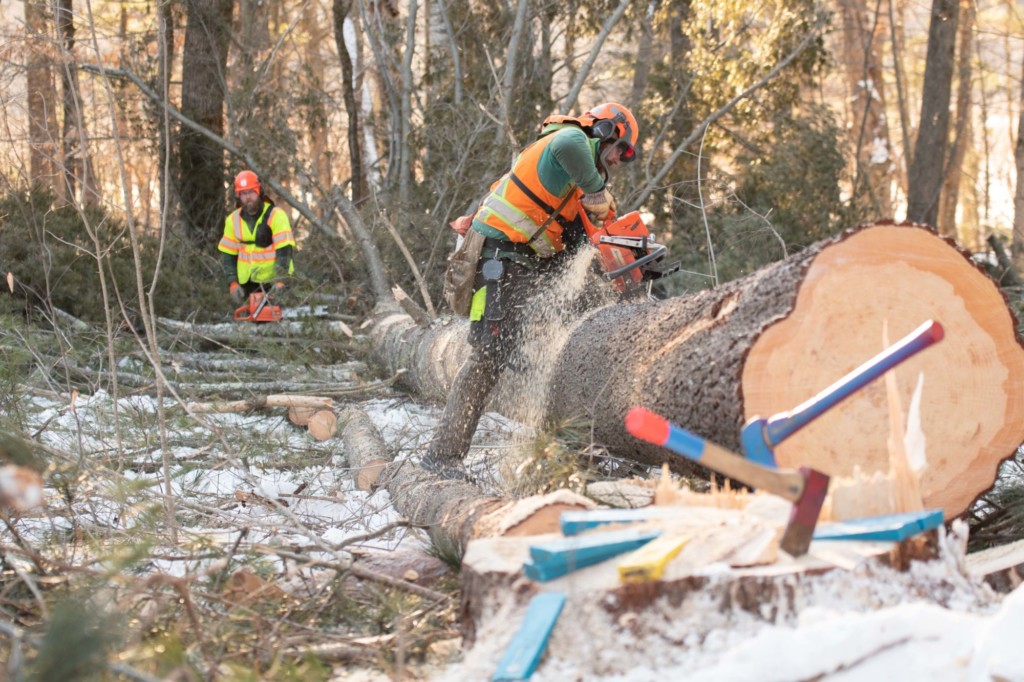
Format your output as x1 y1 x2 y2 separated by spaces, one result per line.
368 222 1024 519
337 408 594 559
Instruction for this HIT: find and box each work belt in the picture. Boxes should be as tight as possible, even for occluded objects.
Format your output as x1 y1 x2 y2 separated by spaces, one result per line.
482 236 541 267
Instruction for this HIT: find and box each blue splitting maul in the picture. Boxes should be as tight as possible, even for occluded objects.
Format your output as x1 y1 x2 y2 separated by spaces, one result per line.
741 320 945 468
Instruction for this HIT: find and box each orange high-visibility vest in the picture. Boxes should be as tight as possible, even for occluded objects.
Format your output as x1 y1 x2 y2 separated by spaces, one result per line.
475 134 588 257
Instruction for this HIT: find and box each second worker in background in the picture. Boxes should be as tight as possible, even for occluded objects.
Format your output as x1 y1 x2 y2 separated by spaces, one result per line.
219 170 296 307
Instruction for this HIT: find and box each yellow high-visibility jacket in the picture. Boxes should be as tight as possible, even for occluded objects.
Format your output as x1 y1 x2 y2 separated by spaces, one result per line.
218 202 296 284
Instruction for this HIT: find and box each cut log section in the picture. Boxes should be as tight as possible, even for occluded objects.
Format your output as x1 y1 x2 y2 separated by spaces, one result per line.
307 409 338 441
187 394 334 414
288 405 317 426
367 222 1024 521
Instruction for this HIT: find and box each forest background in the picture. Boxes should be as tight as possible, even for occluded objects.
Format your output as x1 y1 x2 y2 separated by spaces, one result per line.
3 0 1024 322
1 0 1024 679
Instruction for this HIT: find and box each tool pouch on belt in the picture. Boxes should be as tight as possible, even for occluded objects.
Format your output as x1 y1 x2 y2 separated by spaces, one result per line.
481 258 505 321
442 228 486 316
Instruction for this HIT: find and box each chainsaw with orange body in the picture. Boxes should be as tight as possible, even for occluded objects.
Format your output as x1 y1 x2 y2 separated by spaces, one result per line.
234 291 283 323
579 208 680 293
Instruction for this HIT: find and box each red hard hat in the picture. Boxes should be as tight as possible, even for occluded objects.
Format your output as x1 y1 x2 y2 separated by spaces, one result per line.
233 170 260 195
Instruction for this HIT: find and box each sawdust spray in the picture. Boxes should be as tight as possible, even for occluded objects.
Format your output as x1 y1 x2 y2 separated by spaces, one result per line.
489 247 621 479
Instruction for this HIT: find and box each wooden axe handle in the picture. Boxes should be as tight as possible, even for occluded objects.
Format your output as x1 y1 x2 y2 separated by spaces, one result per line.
626 407 806 502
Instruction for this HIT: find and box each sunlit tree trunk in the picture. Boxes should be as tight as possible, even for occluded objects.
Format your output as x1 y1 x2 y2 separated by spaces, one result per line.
156 0 175 229
333 0 368 203
55 0 99 207
906 0 958 225
1012 54 1024 261
839 0 894 218
398 0 417 214
176 0 232 245
25 0 62 199
937 0 975 242
301 8 334 200
887 0 912 204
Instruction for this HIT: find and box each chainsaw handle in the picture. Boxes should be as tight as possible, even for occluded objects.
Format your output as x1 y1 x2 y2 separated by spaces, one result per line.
578 201 615 241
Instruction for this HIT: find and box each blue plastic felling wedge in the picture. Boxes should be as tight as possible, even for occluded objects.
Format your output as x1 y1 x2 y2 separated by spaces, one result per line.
560 507 683 536
812 509 944 542
492 592 567 681
523 528 662 582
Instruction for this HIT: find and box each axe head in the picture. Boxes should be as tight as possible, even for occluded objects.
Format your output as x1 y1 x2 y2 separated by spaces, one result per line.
740 417 777 468
779 467 830 557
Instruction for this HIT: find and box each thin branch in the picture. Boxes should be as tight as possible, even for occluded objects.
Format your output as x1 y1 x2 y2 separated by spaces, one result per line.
629 14 828 210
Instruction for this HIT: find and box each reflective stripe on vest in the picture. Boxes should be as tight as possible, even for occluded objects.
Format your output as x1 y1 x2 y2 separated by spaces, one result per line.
230 206 285 283
476 134 582 257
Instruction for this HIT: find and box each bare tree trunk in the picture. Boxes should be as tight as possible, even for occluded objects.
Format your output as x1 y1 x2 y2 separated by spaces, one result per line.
1013 53 1024 260
299 8 334 197
359 0 400 192
888 0 912 202
55 0 99 207
496 0 529 145
398 0 417 212
937 0 975 241
333 0 368 203
157 0 175 228
368 223 1024 523
176 0 232 246
25 0 62 198
560 0 631 115
840 0 894 217
432 0 461 105
906 0 959 225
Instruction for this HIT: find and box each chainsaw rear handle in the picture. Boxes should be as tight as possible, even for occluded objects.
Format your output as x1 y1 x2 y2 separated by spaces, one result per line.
579 203 615 240
601 243 667 282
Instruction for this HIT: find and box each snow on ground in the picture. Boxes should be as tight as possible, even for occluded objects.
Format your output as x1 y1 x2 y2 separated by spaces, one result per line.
446 531 1022 681
12 389 1024 681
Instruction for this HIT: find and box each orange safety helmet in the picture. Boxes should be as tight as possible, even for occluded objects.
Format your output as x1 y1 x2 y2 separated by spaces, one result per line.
586 102 638 163
233 170 261 196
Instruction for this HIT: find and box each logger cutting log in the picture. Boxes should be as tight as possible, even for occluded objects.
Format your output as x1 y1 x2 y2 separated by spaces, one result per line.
218 170 296 317
423 103 655 478
372 221 1024 523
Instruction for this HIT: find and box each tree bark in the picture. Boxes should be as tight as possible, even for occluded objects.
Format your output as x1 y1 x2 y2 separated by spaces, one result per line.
937 0 975 241
906 0 959 225
332 0 368 204
840 0 894 218
1013 53 1024 261
55 0 99 207
338 407 594 558
176 0 233 246
25 0 62 198
368 223 1024 521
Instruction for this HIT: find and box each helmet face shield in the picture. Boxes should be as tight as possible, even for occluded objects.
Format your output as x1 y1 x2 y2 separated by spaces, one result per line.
600 138 637 172
617 139 636 163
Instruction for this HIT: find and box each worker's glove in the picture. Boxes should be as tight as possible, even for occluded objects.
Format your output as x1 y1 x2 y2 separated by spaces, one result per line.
581 188 616 222
271 280 287 301
229 281 245 305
